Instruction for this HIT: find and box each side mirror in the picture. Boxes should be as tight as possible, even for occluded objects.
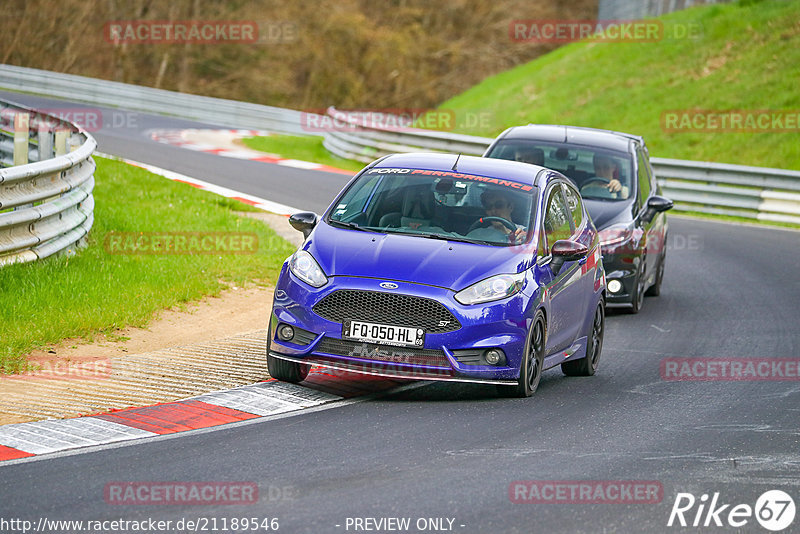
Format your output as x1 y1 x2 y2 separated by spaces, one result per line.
289 212 319 239
641 195 674 223
550 240 589 275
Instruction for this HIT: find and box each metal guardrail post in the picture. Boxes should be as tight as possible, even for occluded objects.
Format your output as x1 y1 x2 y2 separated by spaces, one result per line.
54 129 68 156
13 112 29 166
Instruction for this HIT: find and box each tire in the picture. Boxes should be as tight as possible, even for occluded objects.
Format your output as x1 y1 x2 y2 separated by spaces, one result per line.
628 264 646 314
267 337 310 383
645 254 665 297
562 301 604 376
497 312 545 398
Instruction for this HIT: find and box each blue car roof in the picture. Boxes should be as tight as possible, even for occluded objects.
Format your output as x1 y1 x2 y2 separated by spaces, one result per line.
372 152 543 188
499 124 638 154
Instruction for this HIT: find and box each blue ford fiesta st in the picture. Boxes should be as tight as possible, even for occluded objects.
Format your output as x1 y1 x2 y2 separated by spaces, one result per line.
267 153 606 397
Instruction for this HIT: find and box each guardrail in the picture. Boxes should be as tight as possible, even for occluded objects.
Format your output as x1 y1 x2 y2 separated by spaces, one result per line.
0 64 313 136
0 99 95 266
322 107 800 225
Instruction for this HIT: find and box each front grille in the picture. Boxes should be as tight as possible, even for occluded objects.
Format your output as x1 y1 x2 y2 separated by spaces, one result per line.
313 290 460 333
315 338 450 368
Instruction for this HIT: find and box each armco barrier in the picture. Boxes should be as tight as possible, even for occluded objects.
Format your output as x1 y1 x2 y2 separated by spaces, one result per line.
1 65 797 225
0 99 95 266
0 64 312 135
322 107 800 225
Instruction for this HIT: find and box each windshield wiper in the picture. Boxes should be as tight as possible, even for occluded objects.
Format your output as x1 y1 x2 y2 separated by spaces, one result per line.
328 220 378 232
397 231 496 246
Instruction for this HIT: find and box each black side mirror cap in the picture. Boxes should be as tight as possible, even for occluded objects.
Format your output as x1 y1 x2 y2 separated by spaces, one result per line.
289 212 319 239
550 239 589 275
648 195 674 213
641 195 674 223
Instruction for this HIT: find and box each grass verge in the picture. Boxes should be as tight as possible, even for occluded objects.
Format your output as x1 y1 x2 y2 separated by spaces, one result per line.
437 0 800 170
241 134 364 172
0 156 296 374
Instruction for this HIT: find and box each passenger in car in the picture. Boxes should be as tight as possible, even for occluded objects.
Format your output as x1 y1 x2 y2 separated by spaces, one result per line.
513 147 545 166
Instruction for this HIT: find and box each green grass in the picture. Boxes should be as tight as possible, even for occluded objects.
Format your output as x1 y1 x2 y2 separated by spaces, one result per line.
241 134 364 172
0 157 296 374
437 0 800 170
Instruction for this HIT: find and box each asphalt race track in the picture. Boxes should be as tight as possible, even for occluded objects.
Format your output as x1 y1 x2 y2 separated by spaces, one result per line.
2 90 799 533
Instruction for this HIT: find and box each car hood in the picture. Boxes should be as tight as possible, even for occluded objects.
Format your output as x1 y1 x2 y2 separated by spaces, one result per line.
306 222 530 291
584 198 635 229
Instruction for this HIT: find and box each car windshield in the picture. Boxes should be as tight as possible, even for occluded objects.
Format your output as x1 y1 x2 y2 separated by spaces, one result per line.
325 167 536 246
487 140 634 201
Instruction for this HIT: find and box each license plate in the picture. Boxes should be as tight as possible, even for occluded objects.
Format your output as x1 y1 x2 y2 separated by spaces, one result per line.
342 320 424 348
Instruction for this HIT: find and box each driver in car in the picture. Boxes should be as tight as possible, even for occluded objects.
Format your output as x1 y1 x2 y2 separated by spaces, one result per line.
592 154 624 194
480 189 527 244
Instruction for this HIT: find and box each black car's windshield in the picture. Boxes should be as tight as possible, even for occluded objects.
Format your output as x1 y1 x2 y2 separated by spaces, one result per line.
487 140 634 201
326 168 536 246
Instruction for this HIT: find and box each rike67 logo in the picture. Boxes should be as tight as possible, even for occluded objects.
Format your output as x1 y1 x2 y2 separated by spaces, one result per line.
668 490 795 531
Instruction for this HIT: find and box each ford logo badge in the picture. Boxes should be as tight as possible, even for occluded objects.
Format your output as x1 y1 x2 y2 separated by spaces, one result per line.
380 282 398 290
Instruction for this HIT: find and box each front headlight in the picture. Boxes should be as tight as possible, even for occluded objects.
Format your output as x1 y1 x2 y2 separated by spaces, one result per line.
598 223 633 247
454 272 526 305
289 250 328 287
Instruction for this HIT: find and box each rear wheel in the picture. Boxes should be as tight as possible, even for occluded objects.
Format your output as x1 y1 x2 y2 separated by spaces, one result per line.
267 338 310 383
562 302 604 376
497 312 545 398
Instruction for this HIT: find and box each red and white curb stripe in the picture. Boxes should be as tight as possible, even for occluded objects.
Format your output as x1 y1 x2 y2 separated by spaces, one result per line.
96 152 301 216
149 128 353 175
0 371 405 463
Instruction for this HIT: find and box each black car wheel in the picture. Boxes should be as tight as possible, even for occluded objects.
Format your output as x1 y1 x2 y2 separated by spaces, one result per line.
645 253 665 297
497 312 545 398
628 263 646 314
267 337 310 383
562 301 604 376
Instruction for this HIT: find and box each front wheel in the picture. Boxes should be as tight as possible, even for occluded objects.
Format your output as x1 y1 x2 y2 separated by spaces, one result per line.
497 312 545 398
562 301 604 376
628 264 646 314
645 254 665 297
267 338 310 383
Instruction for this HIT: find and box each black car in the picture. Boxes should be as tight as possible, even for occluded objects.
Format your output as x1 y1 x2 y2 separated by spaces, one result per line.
485 125 673 313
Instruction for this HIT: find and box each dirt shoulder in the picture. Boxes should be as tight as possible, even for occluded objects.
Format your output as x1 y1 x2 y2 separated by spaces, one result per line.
0 212 303 426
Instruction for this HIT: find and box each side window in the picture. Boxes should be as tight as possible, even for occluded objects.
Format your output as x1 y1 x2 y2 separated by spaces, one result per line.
561 183 583 233
636 148 651 209
542 185 572 255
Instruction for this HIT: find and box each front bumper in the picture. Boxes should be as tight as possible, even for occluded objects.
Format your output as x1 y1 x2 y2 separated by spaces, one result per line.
600 249 640 307
269 267 535 385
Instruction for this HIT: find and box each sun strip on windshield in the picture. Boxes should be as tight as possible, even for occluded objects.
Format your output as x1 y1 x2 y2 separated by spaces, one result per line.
366 168 534 192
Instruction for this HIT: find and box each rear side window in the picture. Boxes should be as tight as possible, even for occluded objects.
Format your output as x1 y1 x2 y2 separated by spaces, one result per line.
542 185 572 254
562 184 583 230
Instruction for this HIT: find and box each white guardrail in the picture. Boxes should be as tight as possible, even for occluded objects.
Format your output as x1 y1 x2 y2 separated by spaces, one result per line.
0 99 95 266
1 64 798 226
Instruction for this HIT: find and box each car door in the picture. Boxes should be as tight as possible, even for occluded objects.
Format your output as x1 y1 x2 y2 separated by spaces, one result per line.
537 181 583 354
561 182 595 326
